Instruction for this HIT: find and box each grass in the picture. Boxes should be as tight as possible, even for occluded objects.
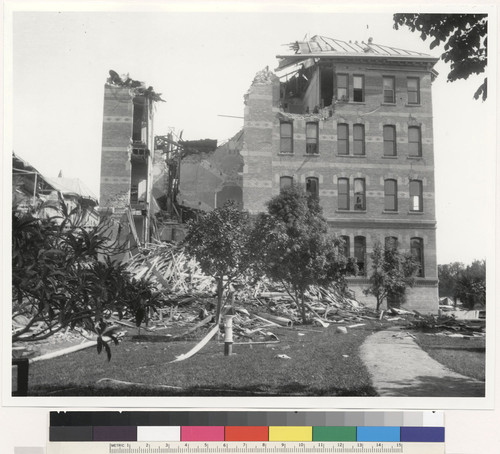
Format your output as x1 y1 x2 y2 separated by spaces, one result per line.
413 333 485 381
27 324 379 396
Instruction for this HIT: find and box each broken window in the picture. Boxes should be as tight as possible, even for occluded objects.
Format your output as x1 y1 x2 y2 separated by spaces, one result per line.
338 178 349 210
384 179 398 211
383 125 397 156
306 177 319 199
280 176 293 191
354 236 366 276
337 123 349 155
132 99 147 143
408 126 422 157
411 237 424 277
353 75 364 102
306 122 319 154
353 124 365 156
407 77 420 104
409 180 423 212
280 122 293 153
353 178 366 211
320 66 334 107
336 74 348 101
383 76 396 103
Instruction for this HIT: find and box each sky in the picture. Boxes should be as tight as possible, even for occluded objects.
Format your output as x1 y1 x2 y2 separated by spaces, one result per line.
5 2 496 266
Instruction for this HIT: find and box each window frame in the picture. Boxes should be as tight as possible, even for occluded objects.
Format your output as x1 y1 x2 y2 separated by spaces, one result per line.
383 76 396 104
306 122 319 155
280 176 293 192
337 123 349 155
353 123 365 156
354 236 366 276
408 126 422 157
338 177 350 210
280 121 293 154
409 180 423 212
384 179 398 211
385 236 398 250
383 125 397 157
340 235 350 258
306 176 319 199
353 75 365 102
407 77 420 104
353 178 366 211
336 73 349 101
410 237 425 277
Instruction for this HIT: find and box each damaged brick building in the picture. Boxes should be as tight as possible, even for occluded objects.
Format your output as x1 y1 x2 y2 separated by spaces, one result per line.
99 36 440 312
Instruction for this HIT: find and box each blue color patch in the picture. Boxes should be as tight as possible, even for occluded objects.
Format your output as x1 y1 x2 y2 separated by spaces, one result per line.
400 427 445 442
357 426 400 442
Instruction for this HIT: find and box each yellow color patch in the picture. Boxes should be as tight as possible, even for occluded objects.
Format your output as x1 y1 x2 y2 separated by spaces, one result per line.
268 426 313 441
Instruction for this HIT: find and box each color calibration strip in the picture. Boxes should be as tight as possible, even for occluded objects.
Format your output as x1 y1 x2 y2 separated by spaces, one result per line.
49 411 444 443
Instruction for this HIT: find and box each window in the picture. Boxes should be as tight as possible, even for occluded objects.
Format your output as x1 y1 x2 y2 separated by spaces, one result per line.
409 180 423 212
280 176 293 191
338 123 349 155
383 76 395 103
338 178 349 210
384 179 398 211
411 237 424 277
408 126 422 157
353 124 365 156
306 177 319 199
353 178 366 211
353 75 364 102
354 236 366 276
340 235 350 258
407 77 420 104
280 122 293 153
306 122 319 154
336 74 348 101
385 236 398 250
383 125 397 156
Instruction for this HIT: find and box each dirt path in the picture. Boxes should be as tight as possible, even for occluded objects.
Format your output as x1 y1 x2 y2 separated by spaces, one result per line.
360 329 485 397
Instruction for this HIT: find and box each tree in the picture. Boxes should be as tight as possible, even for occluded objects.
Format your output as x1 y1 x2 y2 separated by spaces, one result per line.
438 261 465 299
12 200 161 360
454 260 486 309
249 185 354 323
363 242 419 311
183 201 251 322
393 14 488 100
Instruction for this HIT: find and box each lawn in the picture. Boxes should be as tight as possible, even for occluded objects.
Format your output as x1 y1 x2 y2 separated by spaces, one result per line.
27 324 379 396
413 333 486 381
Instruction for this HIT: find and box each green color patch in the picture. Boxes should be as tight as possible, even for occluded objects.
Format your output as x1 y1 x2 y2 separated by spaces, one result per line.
312 426 357 441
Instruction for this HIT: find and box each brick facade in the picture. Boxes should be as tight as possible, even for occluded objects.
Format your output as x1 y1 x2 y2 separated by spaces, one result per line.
241 47 439 313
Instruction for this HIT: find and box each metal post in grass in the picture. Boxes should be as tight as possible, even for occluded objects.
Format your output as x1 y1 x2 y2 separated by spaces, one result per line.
224 313 235 356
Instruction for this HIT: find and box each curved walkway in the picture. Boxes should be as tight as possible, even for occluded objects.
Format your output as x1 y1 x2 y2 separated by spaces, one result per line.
360 329 485 397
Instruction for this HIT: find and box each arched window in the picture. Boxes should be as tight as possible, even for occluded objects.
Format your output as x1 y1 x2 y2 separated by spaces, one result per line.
384 179 398 211
408 126 422 157
353 124 365 155
354 178 366 211
280 176 293 192
338 178 349 210
306 177 319 199
280 122 293 154
337 123 349 155
411 237 424 277
354 236 366 276
383 125 397 156
409 180 423 212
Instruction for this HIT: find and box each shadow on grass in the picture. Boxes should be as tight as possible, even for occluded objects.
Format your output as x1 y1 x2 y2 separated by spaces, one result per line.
26 382 378 397
378 374 485 397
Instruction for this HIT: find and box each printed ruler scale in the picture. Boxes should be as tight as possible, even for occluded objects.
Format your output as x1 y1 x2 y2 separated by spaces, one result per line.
47 411 445 454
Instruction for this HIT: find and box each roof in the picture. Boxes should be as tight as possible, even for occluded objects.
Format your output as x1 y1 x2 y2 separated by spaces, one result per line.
276 35 438 71
44 177 98 203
